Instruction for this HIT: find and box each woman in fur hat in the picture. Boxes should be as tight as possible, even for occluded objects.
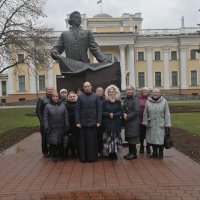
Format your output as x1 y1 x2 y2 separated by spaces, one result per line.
102 85 123 160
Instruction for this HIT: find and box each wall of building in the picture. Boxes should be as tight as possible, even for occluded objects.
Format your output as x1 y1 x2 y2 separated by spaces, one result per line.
1 13 200 103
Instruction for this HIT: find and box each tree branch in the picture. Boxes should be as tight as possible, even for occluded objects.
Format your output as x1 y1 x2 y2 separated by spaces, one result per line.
0 55 30 74
0 0 29 40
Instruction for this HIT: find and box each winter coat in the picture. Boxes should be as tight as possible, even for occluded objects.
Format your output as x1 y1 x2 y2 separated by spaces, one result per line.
36 96 50 124
102 100 123 132
65 100 79 134
43 101 69 145
75 92 102 127
142 96 171 145
138 94 148 123
123 95 140 138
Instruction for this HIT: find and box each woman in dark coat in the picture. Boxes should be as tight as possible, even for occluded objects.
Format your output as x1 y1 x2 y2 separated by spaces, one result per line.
102 84 123 160
60 88 68 104
138 87 151 154
65 91 79 157
123 85 140 160
96 87 105 157
43 91 69 162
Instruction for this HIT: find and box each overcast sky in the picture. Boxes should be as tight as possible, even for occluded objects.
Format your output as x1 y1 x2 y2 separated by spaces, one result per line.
42 0 200 31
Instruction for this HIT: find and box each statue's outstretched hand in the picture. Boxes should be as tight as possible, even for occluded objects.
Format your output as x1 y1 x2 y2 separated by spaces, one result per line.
51 51 60 60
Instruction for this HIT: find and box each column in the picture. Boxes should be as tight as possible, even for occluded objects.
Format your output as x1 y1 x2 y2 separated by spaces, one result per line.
163 46 170 89
7 67 14 94
48 59 54 87
29 62 36 94
129 44 135 87
0 81 2 96
119 44 126 90
146 47 153 89
180 45 187 89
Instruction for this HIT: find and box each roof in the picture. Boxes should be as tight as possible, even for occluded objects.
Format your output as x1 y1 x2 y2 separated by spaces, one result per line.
93 13 113 18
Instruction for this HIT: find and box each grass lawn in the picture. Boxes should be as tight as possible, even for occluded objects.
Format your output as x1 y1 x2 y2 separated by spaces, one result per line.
171 112 200 136
0 107 39 134
169 101 200 109
0 105 200 137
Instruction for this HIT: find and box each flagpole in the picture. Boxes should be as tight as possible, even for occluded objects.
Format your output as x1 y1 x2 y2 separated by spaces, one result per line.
97 0 103 14
101 0 102 14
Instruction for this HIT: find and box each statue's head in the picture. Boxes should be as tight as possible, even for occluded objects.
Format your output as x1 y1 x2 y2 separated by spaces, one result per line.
68 11 82 26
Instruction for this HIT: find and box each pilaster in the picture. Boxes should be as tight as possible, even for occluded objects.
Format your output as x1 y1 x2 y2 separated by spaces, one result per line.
128 44 135 87
163 46 170 89
119 44 126 90
146 46 153 89
29 62 36 94
48 59 54 88
7 67 14 94
0 81 2 96
179 45 187 89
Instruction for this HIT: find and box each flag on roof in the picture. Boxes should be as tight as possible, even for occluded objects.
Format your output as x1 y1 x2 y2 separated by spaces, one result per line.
97 0 102 4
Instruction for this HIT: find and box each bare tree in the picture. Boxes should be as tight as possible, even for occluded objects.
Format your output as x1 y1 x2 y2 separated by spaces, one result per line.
0 0 55 74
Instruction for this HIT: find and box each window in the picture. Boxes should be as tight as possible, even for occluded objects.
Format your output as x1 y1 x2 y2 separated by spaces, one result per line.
19 98 26 101
191 70 197 86
138 72 145 87
171 71 178 86
171 51 177 60
39 75 45 91
37 51 45 63
104 54 113 62
1 81 7 96
190 50 196 60
104 53 118 62
138 52 144 61
155 51 161 60
17 54 24 62
155 72 161 87
1 99 6 103
18 75 25 91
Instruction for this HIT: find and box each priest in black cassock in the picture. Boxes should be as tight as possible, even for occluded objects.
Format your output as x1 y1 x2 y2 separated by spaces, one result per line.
75 81 102 162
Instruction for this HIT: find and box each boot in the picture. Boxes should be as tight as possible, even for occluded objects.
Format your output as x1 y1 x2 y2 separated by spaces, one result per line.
52 145 58 163
71 148 76 158
158 145 164 159
150 145 158 158
124 152 131 159
112 153 118 160
139 145 144 154
126 144 137 160
58 145 64 161
146 143 151 154
124 144 133 159
109 153 118 160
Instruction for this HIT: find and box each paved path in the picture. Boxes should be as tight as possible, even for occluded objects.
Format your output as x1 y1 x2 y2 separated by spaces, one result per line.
0 132 200 200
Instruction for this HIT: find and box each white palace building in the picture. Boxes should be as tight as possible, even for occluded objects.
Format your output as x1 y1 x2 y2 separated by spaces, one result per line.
0 12 200 103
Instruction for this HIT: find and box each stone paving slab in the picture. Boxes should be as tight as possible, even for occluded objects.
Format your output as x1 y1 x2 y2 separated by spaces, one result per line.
0 132 200 200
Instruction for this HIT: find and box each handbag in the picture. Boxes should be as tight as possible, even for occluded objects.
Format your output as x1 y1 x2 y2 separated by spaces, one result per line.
164 127 173 149
63 134 70 149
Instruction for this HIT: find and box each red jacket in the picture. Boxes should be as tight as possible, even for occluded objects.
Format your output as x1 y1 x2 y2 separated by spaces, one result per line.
139 94 148 123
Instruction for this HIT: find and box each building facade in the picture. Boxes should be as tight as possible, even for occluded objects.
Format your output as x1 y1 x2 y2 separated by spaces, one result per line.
1 13 200 103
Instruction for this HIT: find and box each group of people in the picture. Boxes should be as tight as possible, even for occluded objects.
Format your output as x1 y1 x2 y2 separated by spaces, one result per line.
36 82 171 163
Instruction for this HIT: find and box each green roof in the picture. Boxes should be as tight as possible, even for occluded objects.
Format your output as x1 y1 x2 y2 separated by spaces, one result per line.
93 13 113 18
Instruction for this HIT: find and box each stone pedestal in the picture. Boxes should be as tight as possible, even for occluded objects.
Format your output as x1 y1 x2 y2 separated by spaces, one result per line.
56 62 121 92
